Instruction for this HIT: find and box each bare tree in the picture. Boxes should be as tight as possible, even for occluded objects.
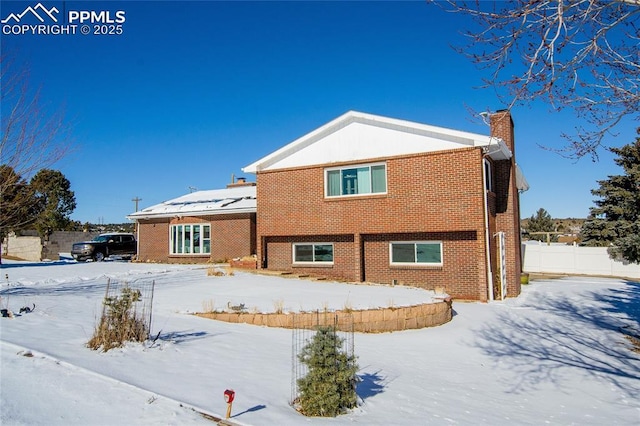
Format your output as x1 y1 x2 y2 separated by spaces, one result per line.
433 0 640 159
0 56 71 261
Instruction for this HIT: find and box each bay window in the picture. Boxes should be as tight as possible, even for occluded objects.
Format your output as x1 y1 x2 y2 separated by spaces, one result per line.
170 224 211 255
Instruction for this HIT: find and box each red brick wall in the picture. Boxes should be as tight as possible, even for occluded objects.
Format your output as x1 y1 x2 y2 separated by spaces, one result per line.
490 110 523 298
264 235 355 280
256 148 492 300
361 231 486 300
209 213 256 262
136 213 256 264
137 219 169 262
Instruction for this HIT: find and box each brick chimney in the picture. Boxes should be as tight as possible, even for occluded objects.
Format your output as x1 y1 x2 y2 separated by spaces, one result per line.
489 109 523 299
489 109 515 154
226 176 256 188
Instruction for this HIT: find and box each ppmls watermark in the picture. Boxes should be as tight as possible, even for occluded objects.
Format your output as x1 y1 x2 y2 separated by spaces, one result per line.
1 2 126 36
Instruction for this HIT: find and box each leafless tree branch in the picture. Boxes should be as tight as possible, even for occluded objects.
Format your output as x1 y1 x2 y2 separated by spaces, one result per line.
432 0 640 159
0 54 72 260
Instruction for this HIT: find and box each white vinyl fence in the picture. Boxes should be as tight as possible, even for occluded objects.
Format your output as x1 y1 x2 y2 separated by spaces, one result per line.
522 242 640 279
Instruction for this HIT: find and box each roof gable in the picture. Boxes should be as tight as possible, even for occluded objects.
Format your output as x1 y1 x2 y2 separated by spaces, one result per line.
243 111 498 173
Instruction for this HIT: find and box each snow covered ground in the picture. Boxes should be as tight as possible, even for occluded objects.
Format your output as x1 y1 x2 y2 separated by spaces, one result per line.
1 260 639 425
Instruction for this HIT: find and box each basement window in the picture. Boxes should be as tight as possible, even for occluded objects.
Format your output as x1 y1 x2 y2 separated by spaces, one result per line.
390 241 442 266
293 243 334 264
325 162 387 197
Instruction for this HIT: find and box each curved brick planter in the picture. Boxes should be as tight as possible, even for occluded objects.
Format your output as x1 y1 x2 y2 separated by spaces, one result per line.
196 297 452 333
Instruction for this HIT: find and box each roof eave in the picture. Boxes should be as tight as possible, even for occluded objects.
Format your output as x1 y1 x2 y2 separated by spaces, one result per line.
127 207 257 221
515 163 530 192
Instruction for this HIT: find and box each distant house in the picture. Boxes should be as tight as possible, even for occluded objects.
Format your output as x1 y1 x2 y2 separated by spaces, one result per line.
242 110 528 301
127 179 256 263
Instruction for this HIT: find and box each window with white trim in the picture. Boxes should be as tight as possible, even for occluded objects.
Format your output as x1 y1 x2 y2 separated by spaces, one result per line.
325 163 387 197
293 243 334 264
170 224 211 255
390 241 442 266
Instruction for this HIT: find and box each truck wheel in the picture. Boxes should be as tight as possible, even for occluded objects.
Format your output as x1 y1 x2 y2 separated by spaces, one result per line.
93 252 105 262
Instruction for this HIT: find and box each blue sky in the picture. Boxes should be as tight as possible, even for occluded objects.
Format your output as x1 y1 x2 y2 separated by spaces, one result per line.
2 0 637 224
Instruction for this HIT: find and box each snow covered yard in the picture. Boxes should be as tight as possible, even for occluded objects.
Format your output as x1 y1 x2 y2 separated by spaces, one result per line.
1 260 639 425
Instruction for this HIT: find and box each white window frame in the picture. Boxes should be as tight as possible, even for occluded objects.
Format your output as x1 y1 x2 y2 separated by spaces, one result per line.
170 223 211 255
389 241 443 266
292 243 334 265
324 162 387 198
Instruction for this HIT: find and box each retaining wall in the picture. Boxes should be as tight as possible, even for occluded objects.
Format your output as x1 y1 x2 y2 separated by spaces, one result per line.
196 298 453 333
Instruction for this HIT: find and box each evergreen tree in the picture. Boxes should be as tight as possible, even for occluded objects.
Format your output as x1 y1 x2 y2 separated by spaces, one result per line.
581 132 640 264
297 326 358 417
30 169 76 238
525 208 557 242
0 165 39 236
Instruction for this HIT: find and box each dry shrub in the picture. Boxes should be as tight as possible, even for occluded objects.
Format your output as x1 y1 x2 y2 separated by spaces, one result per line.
273 299 285 314
202 299 216 313
88 285 149 352
207 266 234 276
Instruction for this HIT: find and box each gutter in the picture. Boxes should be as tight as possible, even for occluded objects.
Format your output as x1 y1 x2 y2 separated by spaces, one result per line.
126 206 257 221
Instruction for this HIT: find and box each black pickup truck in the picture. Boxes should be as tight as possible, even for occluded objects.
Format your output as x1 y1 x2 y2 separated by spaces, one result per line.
71 233 137 262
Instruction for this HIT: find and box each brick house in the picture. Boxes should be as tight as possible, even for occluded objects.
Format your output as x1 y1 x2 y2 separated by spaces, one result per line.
242 110 528 301
127 180 256 263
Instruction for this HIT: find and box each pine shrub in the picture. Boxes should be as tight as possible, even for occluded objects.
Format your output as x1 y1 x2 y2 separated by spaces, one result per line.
296 326 358 417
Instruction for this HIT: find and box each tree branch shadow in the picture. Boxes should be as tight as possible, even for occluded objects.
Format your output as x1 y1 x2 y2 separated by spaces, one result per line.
357 369 386 400
156 330 224 344
471 280 640 396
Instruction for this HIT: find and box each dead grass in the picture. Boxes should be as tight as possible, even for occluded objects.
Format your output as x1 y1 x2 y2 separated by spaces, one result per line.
625 335 640 353
273 299 285 314
201 299 216 313
207 266 234 276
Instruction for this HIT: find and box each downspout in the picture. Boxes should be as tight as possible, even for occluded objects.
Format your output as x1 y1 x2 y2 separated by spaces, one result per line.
482 154 494 301
134 219 140 261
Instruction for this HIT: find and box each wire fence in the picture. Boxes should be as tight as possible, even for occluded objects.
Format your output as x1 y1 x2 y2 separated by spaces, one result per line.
101 278 156 336
290 311 354 407
87 278 156 351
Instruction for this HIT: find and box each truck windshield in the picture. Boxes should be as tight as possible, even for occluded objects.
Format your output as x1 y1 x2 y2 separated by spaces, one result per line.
92 235 110 242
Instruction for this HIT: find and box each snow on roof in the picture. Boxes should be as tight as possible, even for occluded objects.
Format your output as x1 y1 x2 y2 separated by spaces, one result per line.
127 185 256 220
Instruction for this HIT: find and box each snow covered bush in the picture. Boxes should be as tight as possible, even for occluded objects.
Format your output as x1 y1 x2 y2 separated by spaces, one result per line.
296 326 359 417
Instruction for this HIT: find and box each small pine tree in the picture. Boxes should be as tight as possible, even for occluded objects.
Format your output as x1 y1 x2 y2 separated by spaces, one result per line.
581 133 640 263
297 326 358 417
526 208 557 242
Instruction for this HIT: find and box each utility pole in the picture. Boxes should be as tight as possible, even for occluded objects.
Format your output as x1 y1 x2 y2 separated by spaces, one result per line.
132 197 142 234
132 196 142 212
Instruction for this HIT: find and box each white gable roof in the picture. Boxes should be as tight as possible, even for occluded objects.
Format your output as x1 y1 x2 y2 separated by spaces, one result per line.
243 110 510 173
127 185 256 220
